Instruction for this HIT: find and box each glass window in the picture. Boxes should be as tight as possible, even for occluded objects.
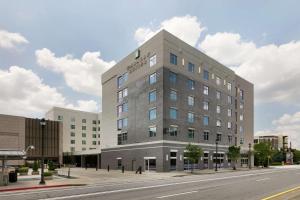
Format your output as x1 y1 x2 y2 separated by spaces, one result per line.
149 73 157 84
92 127 97 131
240 89 244 100
70 132 75 137
240 114 244 121
203 70 209 80
188 112 194 123
117 119 123 129
170 53 177 65
149 126 156 137
82 133 86 137
82 126 86 130
217 133 222 142
170 90 177 101
117 105 122 116
57 115 63 121
92 120 97 124
149 108 157 120
228 95 232 104
169 108 177 120
188 62 195 73
123 88 128 97
216 119 221 127
123 118 128 127
240 138 244 144
216 105 221 114
216 76 221 85
82 119 86 123
203 85 209 95
82 140 86 145
187 79 195 90
204 131 209 141
92 134 97 138
169 126 178 136
228 135 233 144
228 122 232 129
92 141 97 145
240 102 244 109
203 116 209 126
71 140 75 144
70 125 75 129
228 109 232 117
188 129 195 139
117 76 123 88
82 148 86 151
123 102 128 112
123 72 128 83
150 55 156 67
203 101 209 110
149 90 157 103
227 82 232 92
118 91 123 103
169 71 177 84
188 96 194 106
70 147 75 152
216 91 221 100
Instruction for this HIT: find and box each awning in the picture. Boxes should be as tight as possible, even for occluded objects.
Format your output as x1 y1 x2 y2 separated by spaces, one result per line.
0 149 26 160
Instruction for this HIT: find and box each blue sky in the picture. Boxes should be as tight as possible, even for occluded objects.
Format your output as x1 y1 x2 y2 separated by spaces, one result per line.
1 0 300 146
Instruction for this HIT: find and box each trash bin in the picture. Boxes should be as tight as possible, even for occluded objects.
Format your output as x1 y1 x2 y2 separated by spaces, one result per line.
9 171 17 183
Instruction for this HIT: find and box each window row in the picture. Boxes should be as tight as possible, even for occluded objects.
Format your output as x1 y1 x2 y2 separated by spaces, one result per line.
70 140 99 145
117 118 128 130
70 132 100 138
70 125 98 131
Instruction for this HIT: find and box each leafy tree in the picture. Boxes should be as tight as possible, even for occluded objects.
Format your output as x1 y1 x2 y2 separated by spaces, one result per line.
185 144 203 173
227 146 241 170
292 149 300 164
254 142 274 167
271 149 284 163
48 160 55 171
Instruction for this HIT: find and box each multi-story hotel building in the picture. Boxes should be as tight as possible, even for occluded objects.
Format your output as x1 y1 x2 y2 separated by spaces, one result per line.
101 30 254 172
46 107 101 167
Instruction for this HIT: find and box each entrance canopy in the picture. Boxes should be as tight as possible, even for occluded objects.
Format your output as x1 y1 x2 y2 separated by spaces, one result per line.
0 150 26 160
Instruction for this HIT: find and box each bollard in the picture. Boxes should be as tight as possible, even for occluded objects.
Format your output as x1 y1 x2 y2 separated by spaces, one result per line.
122 165 125 173
107 164 110 172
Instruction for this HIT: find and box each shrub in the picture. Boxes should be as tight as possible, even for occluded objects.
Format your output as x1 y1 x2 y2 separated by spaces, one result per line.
48 160 56 171
19 167 29 173
32 160 39 172
44 171 53 177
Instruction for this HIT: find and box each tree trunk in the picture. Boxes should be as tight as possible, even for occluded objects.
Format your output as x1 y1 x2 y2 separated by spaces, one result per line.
233 160 236 170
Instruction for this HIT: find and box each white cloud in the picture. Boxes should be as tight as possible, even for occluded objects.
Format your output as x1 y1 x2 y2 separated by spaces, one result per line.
0 66 98 117
199 32 300 105
256 111 300 149
0 30 29 49
134 15 206 46
35 48 115 96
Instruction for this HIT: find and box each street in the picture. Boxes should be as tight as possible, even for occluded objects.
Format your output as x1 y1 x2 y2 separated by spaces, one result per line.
1 167 300 200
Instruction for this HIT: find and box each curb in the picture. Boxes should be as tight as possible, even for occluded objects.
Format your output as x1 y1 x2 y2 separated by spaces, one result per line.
0 184 86 192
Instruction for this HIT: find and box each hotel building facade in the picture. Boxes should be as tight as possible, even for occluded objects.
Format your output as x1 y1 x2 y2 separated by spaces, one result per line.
101 30 254 172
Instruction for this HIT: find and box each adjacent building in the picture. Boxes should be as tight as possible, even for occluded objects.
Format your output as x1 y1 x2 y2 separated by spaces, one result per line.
101 30 254 172
46 107 101 167
254 135 289 151
0 114 63 166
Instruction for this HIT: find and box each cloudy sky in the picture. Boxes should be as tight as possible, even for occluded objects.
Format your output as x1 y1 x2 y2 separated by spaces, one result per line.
1 1 300 147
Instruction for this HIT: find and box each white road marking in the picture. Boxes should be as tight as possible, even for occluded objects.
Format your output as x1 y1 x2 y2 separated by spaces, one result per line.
156 190 198 199
37 170 288 200
256 178 270 182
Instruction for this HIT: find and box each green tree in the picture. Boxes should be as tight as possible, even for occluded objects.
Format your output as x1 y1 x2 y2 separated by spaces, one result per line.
292 149 300 164
227 146 241 170
254 142 274 167
185 144 203 173
48 160 55 171
32 160 39 172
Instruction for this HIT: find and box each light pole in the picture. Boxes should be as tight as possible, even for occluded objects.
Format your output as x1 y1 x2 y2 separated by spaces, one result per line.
248 143 252 169
39 118 46 185
215 140 218 172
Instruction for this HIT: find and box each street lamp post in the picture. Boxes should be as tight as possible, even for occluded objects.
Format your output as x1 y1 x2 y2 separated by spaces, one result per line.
215 140 218 172
39 118 46 185
248 143 252 169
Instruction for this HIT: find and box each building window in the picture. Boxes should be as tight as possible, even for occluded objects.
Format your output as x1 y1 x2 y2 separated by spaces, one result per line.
228 95 232 104
228 135 233 144
92 141 97 145
82 148 86 151
216 91 221 100
70 147 75 152
227 82 232 92
149 72 157 85
240 102 244 109
82 126 86 130
204 131 209 141
70 132 75 137
228 109 232 117
169 108 177 120
240 89 244 100
169 71 177 84
240 114 244 121
117 132 128 145
228 122 232 129
71 140 75 144
216 76 221 85
149 126 156 137
82 119 86 123
217 133 222 142
117 118 128 130
170 90 177 101
203 85 209 95
58 115 63 121
70 125 75 129
82 133 86 137
170 53 177 65
203 116 209 126
188 62 195 73
117 72 128 88
117 105 122 116
149 108 157 120
123 118 128 127
92 120 97 125
150 54 156 67
240 138 244 144
169 126 178 136
92 127 97 131
203 101 209 111
82 140 86 145
187 112 194 123
187 79 195 90
240 126 244 133
117 88 128 103
188 96 194 106
149 90 157 103
216 119 221 127
203 70 209 80
92 134 97 138
188 129 195 139
216 105 221 114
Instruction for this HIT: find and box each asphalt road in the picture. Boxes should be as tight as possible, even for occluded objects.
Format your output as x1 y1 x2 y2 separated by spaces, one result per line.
1 167 300 200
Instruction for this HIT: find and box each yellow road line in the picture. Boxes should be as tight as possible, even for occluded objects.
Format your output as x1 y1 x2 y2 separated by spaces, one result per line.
262 186 300 200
